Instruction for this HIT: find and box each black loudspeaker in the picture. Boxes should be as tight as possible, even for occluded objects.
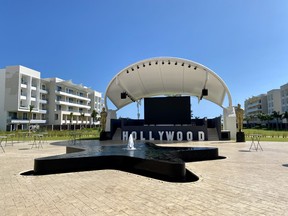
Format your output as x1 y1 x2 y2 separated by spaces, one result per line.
202 89 208 96
121 92 127 99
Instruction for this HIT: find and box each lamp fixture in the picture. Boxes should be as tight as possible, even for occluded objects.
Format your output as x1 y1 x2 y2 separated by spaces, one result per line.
120 91 135 102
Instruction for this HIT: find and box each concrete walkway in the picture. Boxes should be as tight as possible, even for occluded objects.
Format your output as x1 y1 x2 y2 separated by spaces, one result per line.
0 140 288 215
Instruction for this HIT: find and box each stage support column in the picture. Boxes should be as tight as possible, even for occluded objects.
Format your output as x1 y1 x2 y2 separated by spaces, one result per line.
223 106 236 140
105 109 117 132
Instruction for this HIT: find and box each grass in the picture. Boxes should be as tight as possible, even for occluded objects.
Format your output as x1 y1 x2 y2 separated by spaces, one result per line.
243 128 288 142
0 128 100 142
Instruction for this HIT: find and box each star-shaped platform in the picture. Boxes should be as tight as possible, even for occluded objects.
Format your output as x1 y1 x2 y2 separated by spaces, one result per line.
30 141 224 182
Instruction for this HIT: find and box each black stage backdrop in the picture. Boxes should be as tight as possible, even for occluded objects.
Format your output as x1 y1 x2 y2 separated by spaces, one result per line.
144 96 191 125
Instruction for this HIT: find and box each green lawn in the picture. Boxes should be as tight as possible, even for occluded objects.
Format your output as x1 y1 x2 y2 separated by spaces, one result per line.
0 128 100 141
243 129 288 142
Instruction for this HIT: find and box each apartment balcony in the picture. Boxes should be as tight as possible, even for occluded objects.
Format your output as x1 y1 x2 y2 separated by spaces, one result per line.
39 99 47 104
40 89 48 94
55 100 90 109
247 107 262 113
8 118 46 124
21 83 27 88
20 95 27 100
39 109 47 114
31 86 37 91
31 119 46 124
55 90 91 101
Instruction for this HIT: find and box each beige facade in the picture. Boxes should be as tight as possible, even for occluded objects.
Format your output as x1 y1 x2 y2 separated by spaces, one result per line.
0 65 103 131
244 94 268 117
267 89 281 115
281 83 288 113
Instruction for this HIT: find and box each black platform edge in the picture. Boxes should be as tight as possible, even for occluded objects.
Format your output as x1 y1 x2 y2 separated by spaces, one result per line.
24 141 224 183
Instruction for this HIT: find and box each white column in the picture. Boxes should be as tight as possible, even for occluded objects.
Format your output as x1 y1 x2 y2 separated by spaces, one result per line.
223 106 236 139
105 109 117 132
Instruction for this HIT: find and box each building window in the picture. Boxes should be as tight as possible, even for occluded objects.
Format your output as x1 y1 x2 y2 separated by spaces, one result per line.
57 86 62 91
55 114 58 120
23 113 28 120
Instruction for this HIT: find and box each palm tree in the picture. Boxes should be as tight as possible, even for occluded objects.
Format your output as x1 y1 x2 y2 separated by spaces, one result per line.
28 105 34 133
257 112 267 128
69 112 74 130
282 111 288 130
80 113 85 129
271 111 282 130
266 114 274 129
91 109 98 128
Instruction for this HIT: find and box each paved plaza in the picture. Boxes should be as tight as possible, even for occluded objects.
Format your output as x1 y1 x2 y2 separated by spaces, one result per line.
0 139 288 215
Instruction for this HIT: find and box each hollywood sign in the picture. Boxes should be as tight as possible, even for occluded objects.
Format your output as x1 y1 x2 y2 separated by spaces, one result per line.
122 130 206 141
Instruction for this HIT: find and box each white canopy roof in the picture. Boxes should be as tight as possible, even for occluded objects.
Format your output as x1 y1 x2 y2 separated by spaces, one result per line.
105 57 232 110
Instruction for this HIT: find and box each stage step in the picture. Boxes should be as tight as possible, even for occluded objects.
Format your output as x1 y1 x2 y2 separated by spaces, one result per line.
208 128 219 141
112 128 122 140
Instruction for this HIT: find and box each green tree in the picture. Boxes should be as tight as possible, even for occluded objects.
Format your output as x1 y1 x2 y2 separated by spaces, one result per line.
80 113 85 129
91 109 98 128
282 111 288 130
257 112 267 128
28 105 34 133
271 111 282 130
69 112 74 130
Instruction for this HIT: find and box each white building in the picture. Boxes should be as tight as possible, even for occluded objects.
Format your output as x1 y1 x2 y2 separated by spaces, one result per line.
0 65 103 131
280 83 288 113
244 94 268 117
267 89 281 115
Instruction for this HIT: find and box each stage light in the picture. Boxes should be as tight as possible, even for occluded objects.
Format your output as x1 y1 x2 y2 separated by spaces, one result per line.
121 92 127 99
155 61 158 65
202 88 208 96
162 61 164 65
137 65 139 69
188 65 191 68
175 62 177 65
126 70 129 74
194 66 197 70
168 61 170 64
131 68 134 71
182 63 184 66
143 64 145 67
149 62 151 66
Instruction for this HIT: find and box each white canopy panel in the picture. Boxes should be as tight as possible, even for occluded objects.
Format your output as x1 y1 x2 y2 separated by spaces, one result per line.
105 57 232 110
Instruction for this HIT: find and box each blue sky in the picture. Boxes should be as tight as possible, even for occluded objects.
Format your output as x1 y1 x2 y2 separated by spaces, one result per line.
1 0 288 118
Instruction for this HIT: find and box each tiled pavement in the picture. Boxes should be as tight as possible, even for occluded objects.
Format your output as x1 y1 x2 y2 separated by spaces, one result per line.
0 139 288 215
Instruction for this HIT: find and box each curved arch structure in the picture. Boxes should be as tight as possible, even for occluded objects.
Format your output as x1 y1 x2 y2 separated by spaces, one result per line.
105 57 232 110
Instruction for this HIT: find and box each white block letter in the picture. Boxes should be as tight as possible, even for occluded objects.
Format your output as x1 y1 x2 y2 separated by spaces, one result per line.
158 131 164 141
131 131 137 140
198 131 205 141
140 131 145 141
149 131 154 140
176 131 183 141
187 131 193 141
166 131 174 141
122 131 129 141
